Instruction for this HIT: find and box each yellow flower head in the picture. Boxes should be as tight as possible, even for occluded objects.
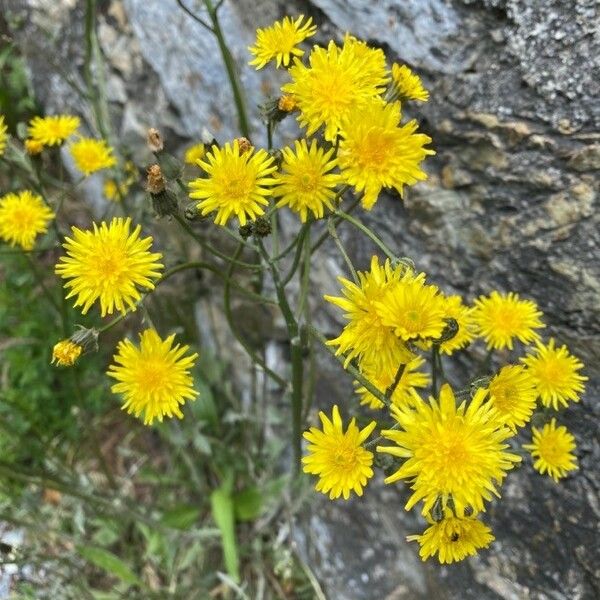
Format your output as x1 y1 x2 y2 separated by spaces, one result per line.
521 338 587 410
472 291 544 350
27 115 80 146
408 509 494 564
302 405 376 500
103 178 129 202
55 217 163 317
324 255 414 374
249 15 317 69
0 115 8 156
375 270 446 342
189 140 277 226
337 100 434 209
69 138 117 176
108 329 199 426
278 94 297 112
0 190 54 251
486 365 538 430
355 356 429 410
377 383 521 515
390 64 429 102
282 37 389 141
24 138 44 155
523 418 577 482
51 340 83 367
273 139 341 222
184 142 206 166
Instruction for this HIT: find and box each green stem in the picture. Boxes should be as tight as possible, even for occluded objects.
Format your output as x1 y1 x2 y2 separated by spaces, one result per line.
431 344 440 398
282 222 310 287
385 362 407 398
327 218 358 283
202 0 250 137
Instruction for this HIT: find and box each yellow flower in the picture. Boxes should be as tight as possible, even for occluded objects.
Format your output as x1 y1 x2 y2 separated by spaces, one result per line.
472 291 544 350
51 340 82 367
189 140 277 226
324 256 414 374
521 339 587 410
278 94 297 112
408 509 494 564
282 37 388 140
523 418 577 482
184 142 206 166
103 178 128 202
107 329 199 425
55 217 163 316
337 100 434 209
273 139 341 222
0 190 54 251
302 405 376 500
390 64 429 102
69 138 117 176
0 115 8 156
486 365 538 430
377 384 521 515
24 138 44 155
355 356 429 410
27 115 80 146
249 15 317 69
375 270 446 342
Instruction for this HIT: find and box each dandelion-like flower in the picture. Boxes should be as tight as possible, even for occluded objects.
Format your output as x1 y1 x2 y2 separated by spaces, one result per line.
184 142 206 166
302 405 376 500
107 329 199 425
282 37 388 140
51 340 82 367
55 217 163 316
0 115 8 156
355 356 429 410
273 139 340 222
0 190 54 250
69 138 117 176
521 339 587 410
375 270 446 342
103 179 128 202
472 291 544 350
523 418 577 482
337 100 434 209
189 140 277 226
486 365 538 430
249 15 317 69
378 384 521 515
25 138 44 155
390 64 429 102
408 509 494 564
325 256 413 374
27 115 80 146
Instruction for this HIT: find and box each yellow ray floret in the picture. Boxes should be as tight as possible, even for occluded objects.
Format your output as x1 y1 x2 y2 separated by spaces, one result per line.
189 140 277 226
51 340 83 367
55 217 163 317
27 114 80 146
377 383 521 515
486 364 538 430
69 137 117 175
520 338 587 410
472 290 544 350
0 190 54 251
282 36 389 141
107 329 199 425
390 64 429 102
523 418 577 482
249 15 317 69
337 100 434 209
0 115 8 156
324 255 414 374
407 508 494 564
184 142 206 166
273 139 341 222
302 405 376 500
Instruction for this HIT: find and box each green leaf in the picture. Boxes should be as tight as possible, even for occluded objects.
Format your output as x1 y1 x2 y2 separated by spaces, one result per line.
77 545 141 587
161 504 200 530
210 487 239 582
233 486 263 522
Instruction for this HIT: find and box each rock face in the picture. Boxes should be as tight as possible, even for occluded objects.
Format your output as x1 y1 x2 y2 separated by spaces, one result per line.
4 0 599 597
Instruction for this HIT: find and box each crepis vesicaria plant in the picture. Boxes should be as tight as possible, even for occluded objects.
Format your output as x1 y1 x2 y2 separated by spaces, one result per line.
0 13 587 566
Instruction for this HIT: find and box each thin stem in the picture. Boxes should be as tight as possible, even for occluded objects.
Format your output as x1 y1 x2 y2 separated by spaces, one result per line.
282 222 310 287
175 0 214 32
431 344 440 398
385 362 407 398
327 218 358 283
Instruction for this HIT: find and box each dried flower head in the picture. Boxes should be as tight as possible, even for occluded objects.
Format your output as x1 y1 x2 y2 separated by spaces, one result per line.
147 127 164 153
146 164 166 195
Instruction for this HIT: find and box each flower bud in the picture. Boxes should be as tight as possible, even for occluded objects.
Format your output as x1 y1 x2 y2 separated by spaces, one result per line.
51 326 98 367
25 138 44 155
236 137 253 155
146 164 166 195
278 94 297 112
147 127 164 153
253 216 272 238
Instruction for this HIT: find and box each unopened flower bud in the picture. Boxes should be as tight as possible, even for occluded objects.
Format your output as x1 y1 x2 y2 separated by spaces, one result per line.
253 216 271 238
236 137 253 155
147 127 164 153
184 203 200 221
238 223 253 240
25 138 44 155
278 94 297 112
146 164 166 194
51 326 98 367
